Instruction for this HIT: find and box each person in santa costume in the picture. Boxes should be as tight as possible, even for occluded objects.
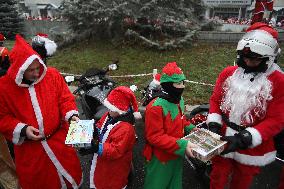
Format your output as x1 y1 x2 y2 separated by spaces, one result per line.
31 33 57 65
0 33 10 76
86 86 141 189
0 34 82 189
206 22 284 189
143 62 197 189
251 0 274 25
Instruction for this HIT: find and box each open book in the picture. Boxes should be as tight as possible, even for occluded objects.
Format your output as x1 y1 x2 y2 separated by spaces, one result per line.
65 119 95 148
183 128 227 162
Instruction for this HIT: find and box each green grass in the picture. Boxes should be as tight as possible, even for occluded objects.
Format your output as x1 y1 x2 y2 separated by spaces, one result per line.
5 40 284 105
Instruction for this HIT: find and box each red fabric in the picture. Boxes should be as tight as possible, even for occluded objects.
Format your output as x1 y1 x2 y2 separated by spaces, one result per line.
106 86 139 113
246 22 278 39
0 47 9 62
93 113 136 189
0 36 82 188
162 62 183 76
0 33 4 41
36 33 48 38
210 156 261 189
208 66 284 165
251 0 274 24
143 99 190 162
154 73 161 81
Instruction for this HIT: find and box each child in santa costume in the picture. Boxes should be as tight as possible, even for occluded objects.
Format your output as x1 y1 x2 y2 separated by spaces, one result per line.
0 33 10 76
88 86 142 189
207 22 284 189
143 62 197 189
31 33 57 65
0 34 82 189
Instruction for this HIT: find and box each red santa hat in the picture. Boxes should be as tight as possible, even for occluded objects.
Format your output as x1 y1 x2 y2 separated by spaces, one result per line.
0 33 5 41
153 73 161 85
32 33 57 56
8 34 46 86
246 22 278 40
103 86 142 119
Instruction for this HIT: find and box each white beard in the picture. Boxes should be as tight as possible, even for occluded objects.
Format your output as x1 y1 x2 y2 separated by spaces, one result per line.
220 68 273 125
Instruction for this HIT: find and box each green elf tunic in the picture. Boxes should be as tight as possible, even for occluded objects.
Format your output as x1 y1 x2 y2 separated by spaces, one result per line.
143 97 195 189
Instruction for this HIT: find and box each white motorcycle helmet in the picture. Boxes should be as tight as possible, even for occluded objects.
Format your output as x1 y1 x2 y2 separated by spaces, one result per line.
236 23 281 73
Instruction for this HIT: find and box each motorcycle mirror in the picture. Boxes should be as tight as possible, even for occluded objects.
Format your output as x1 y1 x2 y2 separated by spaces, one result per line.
65 76 75 84
130 85 138 92
108 64 118 71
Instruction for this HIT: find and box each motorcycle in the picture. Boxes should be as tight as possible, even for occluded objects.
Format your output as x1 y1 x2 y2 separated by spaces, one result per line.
66 61 119 120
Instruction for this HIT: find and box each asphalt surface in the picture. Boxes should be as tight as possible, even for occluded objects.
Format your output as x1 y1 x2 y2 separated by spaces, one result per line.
75 100 284 189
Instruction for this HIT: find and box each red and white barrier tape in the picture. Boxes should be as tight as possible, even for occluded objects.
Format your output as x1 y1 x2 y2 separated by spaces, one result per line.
61 72 214 86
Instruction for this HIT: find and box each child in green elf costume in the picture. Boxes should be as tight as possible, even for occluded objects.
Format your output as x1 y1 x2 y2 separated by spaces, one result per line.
143 62 197 189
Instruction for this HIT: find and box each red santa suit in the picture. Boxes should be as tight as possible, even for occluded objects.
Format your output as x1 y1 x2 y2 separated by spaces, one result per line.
0 35 82 189
90 86 139 189
207 65 284 189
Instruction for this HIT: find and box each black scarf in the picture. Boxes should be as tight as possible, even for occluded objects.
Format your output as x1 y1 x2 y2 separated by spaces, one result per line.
160 82 184 104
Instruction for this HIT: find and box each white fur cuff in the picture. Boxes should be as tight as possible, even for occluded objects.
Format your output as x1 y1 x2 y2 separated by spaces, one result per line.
13 123 26 145
246 127 262 148
206 113 222 125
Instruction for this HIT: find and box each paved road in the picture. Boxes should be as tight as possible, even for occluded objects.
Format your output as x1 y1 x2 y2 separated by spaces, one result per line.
75 99 283 189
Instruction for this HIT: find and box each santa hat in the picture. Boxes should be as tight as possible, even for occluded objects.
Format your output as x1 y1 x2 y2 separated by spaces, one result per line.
160 62 186 83
32 33 57 56
153 73 161 85
103 86 142 119
0 33 5 41
246 22 278 40
8 34 46 86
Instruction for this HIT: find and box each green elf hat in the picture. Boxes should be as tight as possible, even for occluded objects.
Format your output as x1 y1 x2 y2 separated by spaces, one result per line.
160 62 186 83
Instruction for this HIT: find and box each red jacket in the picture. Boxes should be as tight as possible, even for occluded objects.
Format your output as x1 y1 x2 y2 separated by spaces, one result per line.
207 65 284 166
90 113 136 189
143 98 192 163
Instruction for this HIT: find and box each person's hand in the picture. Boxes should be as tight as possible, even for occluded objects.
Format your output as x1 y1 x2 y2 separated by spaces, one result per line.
26 126 43 141
208 122 222 135
185 141 198 158
221 130 252 155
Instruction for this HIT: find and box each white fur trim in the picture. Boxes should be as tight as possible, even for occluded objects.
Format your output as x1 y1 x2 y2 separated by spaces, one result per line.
222 151 276 166
103 99 126 115
12 123 26 145
65 110 79 122
28 86 79 188
15 54 46 87
246 127 262 148
90 118 120 188
153 79 160 85
39 36 57 56
206 113 222 125
90 153 98 188
134 112 142 119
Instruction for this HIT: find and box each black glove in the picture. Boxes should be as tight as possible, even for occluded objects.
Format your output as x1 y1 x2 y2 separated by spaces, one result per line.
208 122 222 135
79 126 100 156
221 130 252 155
